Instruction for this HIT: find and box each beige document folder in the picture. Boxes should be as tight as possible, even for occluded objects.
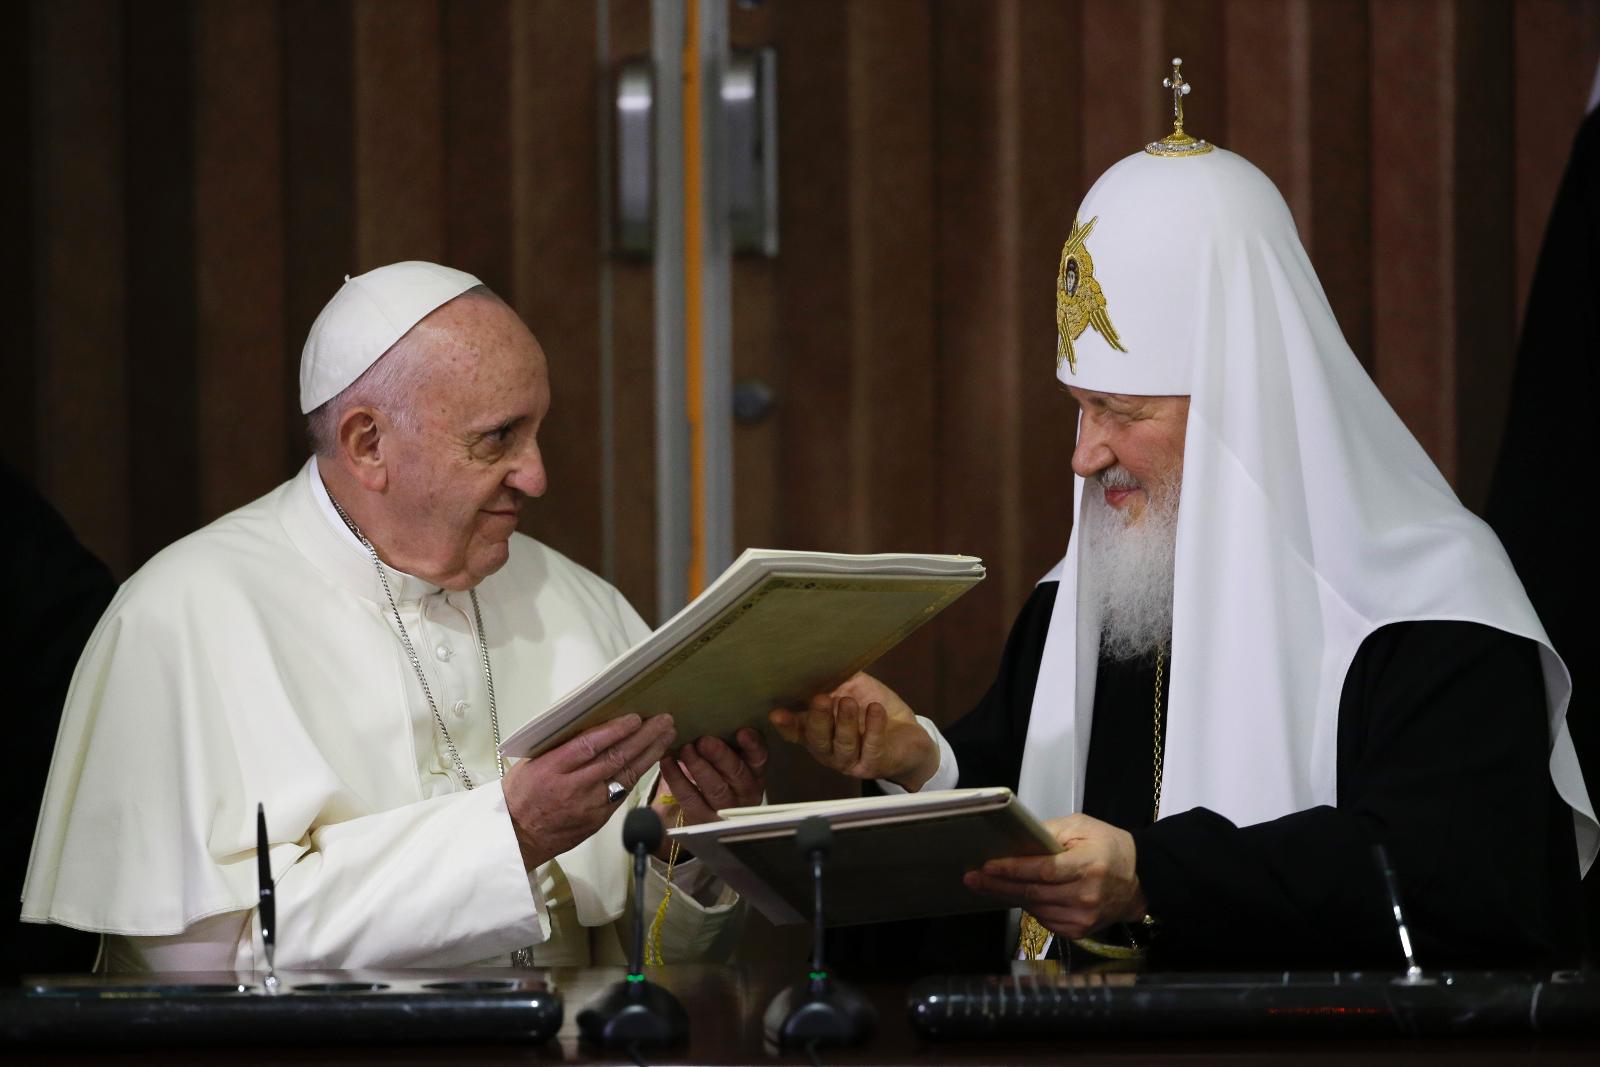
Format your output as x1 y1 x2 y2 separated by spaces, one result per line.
499 549 984 759
666 788 1061 926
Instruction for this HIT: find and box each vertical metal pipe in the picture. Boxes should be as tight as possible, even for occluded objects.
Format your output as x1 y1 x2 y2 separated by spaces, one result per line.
683 0 706 597
595 0 617 584
651 0 733 615
651 0 690 618
695 0 735 586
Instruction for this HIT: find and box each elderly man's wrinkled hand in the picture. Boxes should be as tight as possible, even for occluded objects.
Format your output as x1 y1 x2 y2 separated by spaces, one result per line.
767 672 939 791
650 727 769 858
962 814 1147 939
502 713 677 871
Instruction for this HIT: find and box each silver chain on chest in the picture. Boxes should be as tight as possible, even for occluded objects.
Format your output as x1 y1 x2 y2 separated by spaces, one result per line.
327 495 505 789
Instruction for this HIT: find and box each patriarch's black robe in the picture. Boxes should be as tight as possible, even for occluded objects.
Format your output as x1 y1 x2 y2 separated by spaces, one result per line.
1487 105 1600 965
831 583 1582 974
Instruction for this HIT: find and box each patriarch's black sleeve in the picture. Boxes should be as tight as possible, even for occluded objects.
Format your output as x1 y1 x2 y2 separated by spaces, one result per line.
1134 621 1580 969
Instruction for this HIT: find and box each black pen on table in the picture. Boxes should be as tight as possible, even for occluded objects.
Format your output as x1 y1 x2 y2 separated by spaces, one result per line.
257 802 279 991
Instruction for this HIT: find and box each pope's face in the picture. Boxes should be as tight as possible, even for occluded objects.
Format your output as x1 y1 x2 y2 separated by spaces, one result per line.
1067 387 1190 522
378 296 550 589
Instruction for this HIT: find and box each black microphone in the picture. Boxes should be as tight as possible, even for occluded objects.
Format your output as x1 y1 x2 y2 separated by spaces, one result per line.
577 807 689 1048
763 816 877 1049
623 808 662 975
794 818 832 992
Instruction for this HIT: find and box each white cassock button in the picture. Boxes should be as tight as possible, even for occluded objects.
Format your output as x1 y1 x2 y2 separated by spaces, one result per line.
436 644 452 661
452 699 469 719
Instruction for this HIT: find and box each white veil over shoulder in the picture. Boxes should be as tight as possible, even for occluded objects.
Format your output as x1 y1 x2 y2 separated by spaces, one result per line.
1018 146 1596 874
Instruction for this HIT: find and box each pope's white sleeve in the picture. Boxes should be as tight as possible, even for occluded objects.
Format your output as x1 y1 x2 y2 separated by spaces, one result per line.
248 785 545 969
104 912 251 973
108 786 545 972
876 715 959 795
646 856 723 906
635 857 743 963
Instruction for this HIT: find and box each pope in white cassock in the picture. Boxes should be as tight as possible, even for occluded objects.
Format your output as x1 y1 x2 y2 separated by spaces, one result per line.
21 263 765 971
775 67 1596 971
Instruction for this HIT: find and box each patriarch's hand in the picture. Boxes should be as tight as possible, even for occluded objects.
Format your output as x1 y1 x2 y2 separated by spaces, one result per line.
962 813 1146 938
502 713 677 870
767 672 940 792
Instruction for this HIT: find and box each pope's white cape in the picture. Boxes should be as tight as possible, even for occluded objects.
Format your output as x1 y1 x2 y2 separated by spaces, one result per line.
1021 147 1596 875
22 461 656 962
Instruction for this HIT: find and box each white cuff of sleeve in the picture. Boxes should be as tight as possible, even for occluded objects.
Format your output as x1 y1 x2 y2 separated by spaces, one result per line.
646 856 730 908
875 715 959 795
483 785 549 945
649 854 710 896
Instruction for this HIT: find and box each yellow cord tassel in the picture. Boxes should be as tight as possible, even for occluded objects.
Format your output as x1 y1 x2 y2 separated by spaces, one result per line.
645 797 686 966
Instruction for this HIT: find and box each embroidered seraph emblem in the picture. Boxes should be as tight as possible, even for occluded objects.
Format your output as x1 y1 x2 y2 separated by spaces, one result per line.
1056 215 1126 373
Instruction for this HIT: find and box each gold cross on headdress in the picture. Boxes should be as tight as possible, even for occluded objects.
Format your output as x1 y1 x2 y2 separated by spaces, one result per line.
1145 57 1213 157
1164 58 1191 137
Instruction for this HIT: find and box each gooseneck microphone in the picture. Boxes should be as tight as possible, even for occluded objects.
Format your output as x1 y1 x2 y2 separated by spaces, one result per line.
577 807 689 1048
763 816 877 1049
799 817 832 989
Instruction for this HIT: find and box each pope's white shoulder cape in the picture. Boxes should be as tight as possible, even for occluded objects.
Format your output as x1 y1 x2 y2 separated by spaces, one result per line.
22 465 650 943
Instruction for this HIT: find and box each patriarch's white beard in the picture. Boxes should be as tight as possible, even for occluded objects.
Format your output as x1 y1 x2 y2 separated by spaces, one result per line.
1080 468 1180 662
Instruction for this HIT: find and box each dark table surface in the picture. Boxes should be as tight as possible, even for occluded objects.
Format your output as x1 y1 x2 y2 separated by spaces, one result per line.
5 965 1597 1065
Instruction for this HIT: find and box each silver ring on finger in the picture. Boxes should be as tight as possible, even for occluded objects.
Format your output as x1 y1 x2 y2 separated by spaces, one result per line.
606 780 627 804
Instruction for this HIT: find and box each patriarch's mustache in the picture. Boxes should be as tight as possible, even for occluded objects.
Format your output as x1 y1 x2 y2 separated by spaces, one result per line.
1095 466 1142 490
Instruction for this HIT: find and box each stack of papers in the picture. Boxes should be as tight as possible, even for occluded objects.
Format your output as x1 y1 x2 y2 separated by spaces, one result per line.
500 548 983 759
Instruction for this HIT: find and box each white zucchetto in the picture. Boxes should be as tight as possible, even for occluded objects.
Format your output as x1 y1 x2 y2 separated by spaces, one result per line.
299 261 483 414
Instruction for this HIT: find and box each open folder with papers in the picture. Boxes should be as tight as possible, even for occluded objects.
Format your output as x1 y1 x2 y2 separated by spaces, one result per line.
664 788 1060 926
499 548 984 759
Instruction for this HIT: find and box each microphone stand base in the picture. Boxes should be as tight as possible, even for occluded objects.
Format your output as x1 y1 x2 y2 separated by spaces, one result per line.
576 979 689 1048
763 978 877 1048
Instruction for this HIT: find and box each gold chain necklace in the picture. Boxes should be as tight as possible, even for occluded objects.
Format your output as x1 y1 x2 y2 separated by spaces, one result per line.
1018 645 1165 962
1151 646 1165 821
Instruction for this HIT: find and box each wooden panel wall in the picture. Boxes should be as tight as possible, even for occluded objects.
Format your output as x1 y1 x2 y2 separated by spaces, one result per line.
25 1 130 576
10 0 1600 728
195 1 285 522
13 0 629 599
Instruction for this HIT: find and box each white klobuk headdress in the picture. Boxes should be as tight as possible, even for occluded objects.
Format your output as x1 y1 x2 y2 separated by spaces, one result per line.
1021 63 1596 873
